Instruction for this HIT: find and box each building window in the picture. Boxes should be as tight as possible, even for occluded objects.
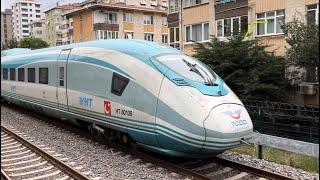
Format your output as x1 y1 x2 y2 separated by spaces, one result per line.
185 22 209 42
162 16 168 26
111 73 129 96
124 31 133 39
95 30 118 39
307 4 319 24
216 16 248 37
21 3 27 6
151 0 157 6
10 68 16 81
23 30 29 33
22 14 28 17
169 0 180 13
18 68 25 82
3 69 8 80
257 10 285 36
185 0 208 8
144 15 153 25
36 15 41 18
28 68 35 83
140 0 147 5
144 33 154 41
162 34 168 44
169 27 180 49
106 13 117 24
123 12 133 22
39 68 48 84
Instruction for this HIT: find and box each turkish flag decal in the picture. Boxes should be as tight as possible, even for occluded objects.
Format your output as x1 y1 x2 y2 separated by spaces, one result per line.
104 101 111 116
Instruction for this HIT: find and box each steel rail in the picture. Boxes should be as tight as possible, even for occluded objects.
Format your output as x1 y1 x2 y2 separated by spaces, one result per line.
1 125 90 180
1 169 11 180
210 156 294 180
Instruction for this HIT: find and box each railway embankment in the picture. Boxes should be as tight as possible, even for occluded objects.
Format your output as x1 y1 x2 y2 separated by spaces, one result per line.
1 105 319 180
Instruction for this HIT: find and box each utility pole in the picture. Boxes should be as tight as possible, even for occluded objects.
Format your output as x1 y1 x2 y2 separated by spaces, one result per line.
179 0 183 51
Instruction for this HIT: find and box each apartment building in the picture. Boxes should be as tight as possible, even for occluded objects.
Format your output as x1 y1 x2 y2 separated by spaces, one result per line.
168 0 319 56
44 4 75 46
11 0 43 41
1 9 14 47
168 0 215 54
65 0 169 44
29 19 46 41
248 0 319 56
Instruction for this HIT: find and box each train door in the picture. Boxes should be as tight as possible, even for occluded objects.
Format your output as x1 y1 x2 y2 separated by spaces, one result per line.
56 49 71 111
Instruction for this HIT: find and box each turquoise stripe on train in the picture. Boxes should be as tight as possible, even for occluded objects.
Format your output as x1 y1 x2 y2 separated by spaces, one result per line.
2 90 248 150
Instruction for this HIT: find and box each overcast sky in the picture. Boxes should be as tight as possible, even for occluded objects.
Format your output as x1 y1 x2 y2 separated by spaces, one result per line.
1 0 85 11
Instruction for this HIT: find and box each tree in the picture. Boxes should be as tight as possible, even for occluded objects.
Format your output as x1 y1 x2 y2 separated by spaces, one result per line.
282 18 319 83
1 39 19 50
20 37 49 50
193 36 290 101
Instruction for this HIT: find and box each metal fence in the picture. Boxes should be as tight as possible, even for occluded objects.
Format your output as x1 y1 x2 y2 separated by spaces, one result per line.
242 100 319 144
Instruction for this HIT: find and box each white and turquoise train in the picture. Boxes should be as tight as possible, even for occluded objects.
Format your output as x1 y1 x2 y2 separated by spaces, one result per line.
1 39 253 158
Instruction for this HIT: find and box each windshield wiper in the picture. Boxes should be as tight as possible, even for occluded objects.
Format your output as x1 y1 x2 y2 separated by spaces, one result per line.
183 59 215 86
183 59 206 79
194 64 216 86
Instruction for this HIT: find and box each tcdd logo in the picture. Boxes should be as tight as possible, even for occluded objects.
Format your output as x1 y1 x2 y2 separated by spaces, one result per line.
104 101 111 116
231 120 248 127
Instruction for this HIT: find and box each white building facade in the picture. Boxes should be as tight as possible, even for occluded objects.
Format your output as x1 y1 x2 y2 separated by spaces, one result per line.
11 0 44 41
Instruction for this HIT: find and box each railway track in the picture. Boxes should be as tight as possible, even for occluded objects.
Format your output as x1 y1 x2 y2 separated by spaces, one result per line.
1 104 294 180
1 125 90 180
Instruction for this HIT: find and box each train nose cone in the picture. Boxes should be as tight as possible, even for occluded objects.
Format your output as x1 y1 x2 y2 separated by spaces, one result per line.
202 104 253 154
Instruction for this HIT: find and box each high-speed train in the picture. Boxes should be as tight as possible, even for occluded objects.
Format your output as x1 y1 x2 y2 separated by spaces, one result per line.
1 39 253 158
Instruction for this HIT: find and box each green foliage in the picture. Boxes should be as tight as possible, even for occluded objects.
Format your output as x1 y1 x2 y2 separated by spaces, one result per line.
19 37 49 50
1 39 20 50
282 18 319 82
193 36 290 101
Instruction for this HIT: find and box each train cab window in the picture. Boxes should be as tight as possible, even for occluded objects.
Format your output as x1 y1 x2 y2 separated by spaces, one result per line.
156 54 217 86
10 68 16 81
18 68 25 82
111 73 129 96
59 67 64 86
39 68 48 84
27 68 35 83
3 68 8 80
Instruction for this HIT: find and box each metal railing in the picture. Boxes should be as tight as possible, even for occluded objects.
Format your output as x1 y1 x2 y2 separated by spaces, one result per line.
242 99 319 143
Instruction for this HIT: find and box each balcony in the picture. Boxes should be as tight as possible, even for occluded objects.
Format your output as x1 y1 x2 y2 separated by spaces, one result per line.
94 21 119 31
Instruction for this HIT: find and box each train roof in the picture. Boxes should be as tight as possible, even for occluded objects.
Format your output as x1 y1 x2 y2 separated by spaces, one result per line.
30 39 182 62
1 48 31 57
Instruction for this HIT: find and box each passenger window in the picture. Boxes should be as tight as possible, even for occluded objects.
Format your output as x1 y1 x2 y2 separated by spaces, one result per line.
39 68 48 84
28 68 35 83
3 68 8 80
10 68 16 81
111 72 129 96
59 67 64 86
18 68 25 82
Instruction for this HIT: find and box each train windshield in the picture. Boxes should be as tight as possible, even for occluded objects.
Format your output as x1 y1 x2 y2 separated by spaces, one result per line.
156 54 216 85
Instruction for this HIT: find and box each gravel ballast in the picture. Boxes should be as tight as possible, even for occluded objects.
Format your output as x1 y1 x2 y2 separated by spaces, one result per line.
1 105 319 180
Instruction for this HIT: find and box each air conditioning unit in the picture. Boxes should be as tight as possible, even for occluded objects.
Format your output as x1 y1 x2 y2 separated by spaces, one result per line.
299 83 316 95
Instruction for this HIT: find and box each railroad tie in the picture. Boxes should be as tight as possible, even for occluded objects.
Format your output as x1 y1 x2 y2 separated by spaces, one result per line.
1 146 26 154
1 157 42 167
207 167 232 177
4 161 48 172
23 170 62 180
1 144 22 150
225 172 248 180
1 153 36 162
9 165 54 177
